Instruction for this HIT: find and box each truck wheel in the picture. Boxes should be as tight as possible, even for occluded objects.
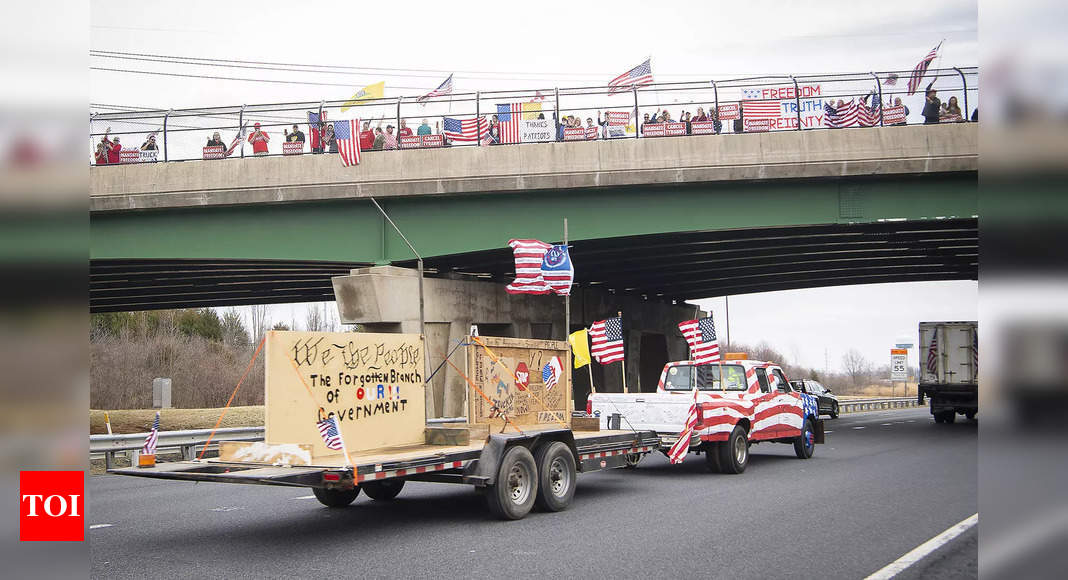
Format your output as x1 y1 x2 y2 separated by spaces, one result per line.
830 402 839 419
933 412 944 424
362 479 405 501
485 445 538 520
943 411 956 424
312 486 360 508
794 418 815 459
533 441 576 512
965 411 976 421
717 426 749 474
704 443 722 473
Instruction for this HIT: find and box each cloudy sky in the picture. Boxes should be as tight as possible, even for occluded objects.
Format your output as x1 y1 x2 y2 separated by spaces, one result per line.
90 1 978 372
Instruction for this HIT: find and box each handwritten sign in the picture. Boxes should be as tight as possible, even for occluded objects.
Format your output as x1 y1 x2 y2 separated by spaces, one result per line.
585 126 599 140
468 336 571 430
563 127 587 141
202 145 226 159
690 120 717 135
282 141 304 155
399 134 445 149
717 103 740 120
744 118 771 132
265 331 426 457
519 119 555 142
883 105 907 125
742 83 825 129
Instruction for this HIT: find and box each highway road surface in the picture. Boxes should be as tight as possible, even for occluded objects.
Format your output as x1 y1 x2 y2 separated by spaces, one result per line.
88 407 976 579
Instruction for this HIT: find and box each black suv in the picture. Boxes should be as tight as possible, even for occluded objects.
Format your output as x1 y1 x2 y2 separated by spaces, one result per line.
790 380 839 419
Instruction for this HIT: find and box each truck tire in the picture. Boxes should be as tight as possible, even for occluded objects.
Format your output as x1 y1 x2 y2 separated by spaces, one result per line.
704 442 722 473
943 411 956 424
794 418 815 459
485 445 538 520
933 411 944 424
362 479 405 501
312 486 360 508
830 402 839 419
717 425 749 474
533 441 576 512
965 411 976 421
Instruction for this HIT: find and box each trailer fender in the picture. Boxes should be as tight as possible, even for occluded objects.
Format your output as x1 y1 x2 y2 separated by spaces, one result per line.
466 430 578 486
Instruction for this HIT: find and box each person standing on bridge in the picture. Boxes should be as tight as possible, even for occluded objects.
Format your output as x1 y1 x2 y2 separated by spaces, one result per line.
417 118 432 136
285 124 305 144
206 132 225 148
398 120 413 138
383 125 398 150
359 121 375 151
323 123 337 153
94 141 108 165
922 86 941 125
733 103 744 133
247 123 270 155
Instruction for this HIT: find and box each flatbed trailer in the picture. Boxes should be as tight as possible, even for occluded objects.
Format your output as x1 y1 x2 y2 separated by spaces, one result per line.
110 332 658 520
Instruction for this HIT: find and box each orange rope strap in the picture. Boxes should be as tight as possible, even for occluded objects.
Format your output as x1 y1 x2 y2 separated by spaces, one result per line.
440 351 524 435
198 336 265 460
469 336 569 429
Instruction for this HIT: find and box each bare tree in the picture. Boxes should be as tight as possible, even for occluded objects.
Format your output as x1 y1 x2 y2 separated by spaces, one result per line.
249 304 271 343
305 303 324 332
842 348 872 386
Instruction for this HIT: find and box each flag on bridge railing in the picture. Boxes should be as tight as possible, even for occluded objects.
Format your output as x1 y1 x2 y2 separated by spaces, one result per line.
908 42 942 95
608 58 653 94
333 119 362 167
317 416 345 451
498 103 522 144
667 387 699 464
443 117 490 143
141 411 160 456
590 317 625 364
308 110 327 150
678 317 721 365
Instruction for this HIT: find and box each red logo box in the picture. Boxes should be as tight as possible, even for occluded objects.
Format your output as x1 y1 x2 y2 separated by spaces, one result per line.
20 471 84 541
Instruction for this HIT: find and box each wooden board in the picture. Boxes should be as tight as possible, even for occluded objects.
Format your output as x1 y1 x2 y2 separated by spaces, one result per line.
466 336 571 431
265 331 426 458
425 424 490 446
571 417 600 432
218 441 314 466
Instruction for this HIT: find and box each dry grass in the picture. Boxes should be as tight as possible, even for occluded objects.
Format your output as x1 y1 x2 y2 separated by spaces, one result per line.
89 406 263 434
836 383 918 399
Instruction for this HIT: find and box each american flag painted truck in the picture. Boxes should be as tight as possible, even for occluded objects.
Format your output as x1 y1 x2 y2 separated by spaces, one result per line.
918 321 978 424
587 354 824 474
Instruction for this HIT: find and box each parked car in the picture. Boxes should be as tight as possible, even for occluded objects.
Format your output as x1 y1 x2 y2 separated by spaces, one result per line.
790 380 839 419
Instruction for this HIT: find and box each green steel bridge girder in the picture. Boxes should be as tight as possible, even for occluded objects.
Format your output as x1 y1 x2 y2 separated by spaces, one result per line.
90 173 977 263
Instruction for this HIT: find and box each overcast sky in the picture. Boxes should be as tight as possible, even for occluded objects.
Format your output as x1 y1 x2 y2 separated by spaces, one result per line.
91 1 978 373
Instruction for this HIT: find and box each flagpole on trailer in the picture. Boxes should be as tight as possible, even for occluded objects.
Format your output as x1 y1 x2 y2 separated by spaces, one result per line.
618 310 628 394
563 218 569 342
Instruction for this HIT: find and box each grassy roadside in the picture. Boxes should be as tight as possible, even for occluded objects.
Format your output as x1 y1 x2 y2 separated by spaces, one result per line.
90 406 264 434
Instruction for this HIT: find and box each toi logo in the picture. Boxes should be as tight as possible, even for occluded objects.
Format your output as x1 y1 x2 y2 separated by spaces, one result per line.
20 471 84 541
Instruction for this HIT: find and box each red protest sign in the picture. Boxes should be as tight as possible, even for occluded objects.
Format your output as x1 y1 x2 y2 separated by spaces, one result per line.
202 145 226 159
717 103 740 120
282 141 304 155
690 120 717 135
563 127 587 141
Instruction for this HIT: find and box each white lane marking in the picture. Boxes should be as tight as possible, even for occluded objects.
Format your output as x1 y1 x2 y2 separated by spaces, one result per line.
882 423 894 426
824 430 834 434
852 426 866 430
90 524 113 530
864 513 978 579
209 506 245 512
294 495 316 500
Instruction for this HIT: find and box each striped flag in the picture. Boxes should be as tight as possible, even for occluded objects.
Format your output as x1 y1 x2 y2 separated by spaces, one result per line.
678 317 721 365
908 42 942 95
542 356 563 391
317 416 345 451
826 100 861 128
308 110 327 150
884 72 899 86
608 58 653 95
926 330 938 375
443 117 490 142
741 100 782 120
497 103 522 144
667 387 699 464
419 74 454 103
504 240 574 295
332 119 362 167
141 411 160 456
590 317 625 364
225 123 248 157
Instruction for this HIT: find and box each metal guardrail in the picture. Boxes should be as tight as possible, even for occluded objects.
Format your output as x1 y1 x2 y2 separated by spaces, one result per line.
838 397 921 414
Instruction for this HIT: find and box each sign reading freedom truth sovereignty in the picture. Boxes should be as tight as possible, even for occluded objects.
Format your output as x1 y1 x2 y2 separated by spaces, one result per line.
741 83 826 130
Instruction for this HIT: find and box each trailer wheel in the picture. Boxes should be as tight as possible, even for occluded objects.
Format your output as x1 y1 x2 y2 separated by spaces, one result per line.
717 425 749 474
704 442 722 473
362 479 405 501
312 486 360 508
533 442 576 512
485 445 538 520
794 418 815 459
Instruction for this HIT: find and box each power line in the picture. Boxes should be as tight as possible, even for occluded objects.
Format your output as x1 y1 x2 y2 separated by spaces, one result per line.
90 67 434 90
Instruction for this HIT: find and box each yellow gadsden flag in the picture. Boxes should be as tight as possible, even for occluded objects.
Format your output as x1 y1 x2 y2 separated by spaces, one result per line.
341 81 385 112
569 329 591 369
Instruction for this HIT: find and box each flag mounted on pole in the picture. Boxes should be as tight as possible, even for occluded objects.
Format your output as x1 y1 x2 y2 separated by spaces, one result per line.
316 416 345 451
141 411 160 456
608 58 654 94
678 317 722 364
341 81 385 111
333 119 362 166
225 123 248 157
505 239 574 295
419 74 454 104
308 110 327 151
569 329 591 369
667 387 699 464
590 317 624 364
907 42 942 95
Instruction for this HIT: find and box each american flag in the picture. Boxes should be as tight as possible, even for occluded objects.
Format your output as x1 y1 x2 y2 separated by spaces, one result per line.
608 58 653 95
590 317 625 364
926 329 939 375
884 72 900 86
666 387 698 464
741 88 763 100
141 411 160 455
317 417 345 451
826 100 860 128
419 74 454 103
972 329 978 377
333 119 362 166
742 100 782 120
443 117 490 142
225 124 247 157
857 91 881 126
497 103 522 144
506 239 555 294
308 110 327 149
678 317 721 364
908 42 942 95
542 356 563 391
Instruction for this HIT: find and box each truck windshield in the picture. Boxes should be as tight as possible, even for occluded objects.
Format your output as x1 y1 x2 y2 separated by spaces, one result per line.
663 363 747 391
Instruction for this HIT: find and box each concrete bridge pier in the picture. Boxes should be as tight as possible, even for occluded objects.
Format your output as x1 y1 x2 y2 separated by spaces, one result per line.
332 266 706 418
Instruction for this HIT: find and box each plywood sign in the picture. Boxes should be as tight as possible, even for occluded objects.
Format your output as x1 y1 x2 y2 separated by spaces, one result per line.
265 331 425 457
467 336 571 431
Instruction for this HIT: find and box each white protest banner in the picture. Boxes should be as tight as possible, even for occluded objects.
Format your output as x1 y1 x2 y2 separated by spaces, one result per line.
519 118 555 143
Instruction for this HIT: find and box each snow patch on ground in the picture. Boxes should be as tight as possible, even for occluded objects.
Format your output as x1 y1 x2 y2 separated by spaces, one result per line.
231 442 311 466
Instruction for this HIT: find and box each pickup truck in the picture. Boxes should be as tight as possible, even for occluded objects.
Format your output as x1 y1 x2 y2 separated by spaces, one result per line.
587 355 823 474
